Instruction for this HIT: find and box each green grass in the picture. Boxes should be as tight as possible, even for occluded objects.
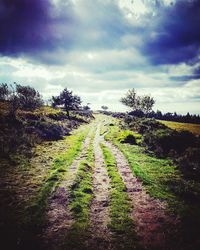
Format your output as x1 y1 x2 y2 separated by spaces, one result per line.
105 124 182 209
104 116 200 249
117 130 142 145
26 127 89 226
65 134 95 248
101 144 139 249
100 124 108 136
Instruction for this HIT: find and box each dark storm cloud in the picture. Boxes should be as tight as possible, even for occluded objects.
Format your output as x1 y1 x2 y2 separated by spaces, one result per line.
0 0 137 64
143 0 200 65
0 0 74 58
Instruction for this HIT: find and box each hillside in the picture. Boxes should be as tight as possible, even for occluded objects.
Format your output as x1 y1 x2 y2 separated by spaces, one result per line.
0 113 200 250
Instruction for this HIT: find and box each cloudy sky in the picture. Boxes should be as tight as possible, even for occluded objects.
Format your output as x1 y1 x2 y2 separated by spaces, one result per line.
0 0 200 113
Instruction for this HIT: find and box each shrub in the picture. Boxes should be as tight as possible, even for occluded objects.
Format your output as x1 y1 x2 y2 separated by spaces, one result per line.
15 84 43 111
143 129 197 157
121 134 136 145
177 147 200 180
112 112 126 119
0 83 10 100
0 116 38 157
128 109 145 118
124 116 167 134
28 120 70 141
117 130 141 145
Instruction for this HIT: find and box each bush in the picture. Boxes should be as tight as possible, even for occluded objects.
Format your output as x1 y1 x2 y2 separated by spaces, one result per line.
124 116 167 134
177 147 200 180
128 109 145 118
0 116 38 157
117 130 141 145
15 84 43 111
0 83 9 100
143 129 197 157
121 134 136 145
112 112 126 119
27 120 70 141
0 83 44 117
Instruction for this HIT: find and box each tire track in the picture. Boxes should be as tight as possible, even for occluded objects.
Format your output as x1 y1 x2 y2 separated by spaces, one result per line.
104 140 178 249
86 124 113 250
42 126 94 250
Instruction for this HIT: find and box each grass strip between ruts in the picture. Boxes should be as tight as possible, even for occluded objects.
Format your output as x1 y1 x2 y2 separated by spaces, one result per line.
64 132 95 249
101 143 139 249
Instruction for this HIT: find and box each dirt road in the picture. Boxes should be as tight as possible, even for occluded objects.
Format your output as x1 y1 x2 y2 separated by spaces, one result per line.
41 116 177 250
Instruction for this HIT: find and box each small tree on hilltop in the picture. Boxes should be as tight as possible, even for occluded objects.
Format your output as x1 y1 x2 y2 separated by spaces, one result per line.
52 88 81 118
141 95 155 116
51 95 61 108
120 89 141 111
120 88 155 116
101 105 108 111
0 82 43 117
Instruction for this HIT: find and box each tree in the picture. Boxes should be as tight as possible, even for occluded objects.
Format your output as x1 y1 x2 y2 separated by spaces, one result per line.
120 89 141 111
51 95 61 108
52 88 81 117
101 105 108 111
0 83 43 117
120 88 155 116
14 83 44 111
141 95 155 115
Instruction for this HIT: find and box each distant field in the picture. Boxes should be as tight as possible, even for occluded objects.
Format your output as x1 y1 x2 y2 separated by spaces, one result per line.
158 120 200 135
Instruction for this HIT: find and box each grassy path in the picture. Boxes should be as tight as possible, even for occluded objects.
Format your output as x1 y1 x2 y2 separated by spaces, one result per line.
1 114 195 250
64 131 95 249
101 144 138 249
86 124 112 249
43 125 95 249
0 121 94 250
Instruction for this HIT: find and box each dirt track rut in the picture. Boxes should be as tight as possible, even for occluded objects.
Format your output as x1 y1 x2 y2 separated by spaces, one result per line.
43 128 93 249
86 124 112 249
104 140 177 249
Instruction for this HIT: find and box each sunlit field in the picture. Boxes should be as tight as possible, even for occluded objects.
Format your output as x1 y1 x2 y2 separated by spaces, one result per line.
158 120 200 135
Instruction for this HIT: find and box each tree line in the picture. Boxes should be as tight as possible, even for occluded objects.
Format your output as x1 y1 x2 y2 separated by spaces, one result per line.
148 110 200 124
1 83 199 124
0 83 89 118
120 88 200 124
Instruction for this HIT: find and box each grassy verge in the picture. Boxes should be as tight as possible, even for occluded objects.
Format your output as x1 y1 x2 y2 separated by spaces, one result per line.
105 121 200 249
65 134 95 249
105 124 182 208
0 124 91 250
26 127 90 226
101 143 139 249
